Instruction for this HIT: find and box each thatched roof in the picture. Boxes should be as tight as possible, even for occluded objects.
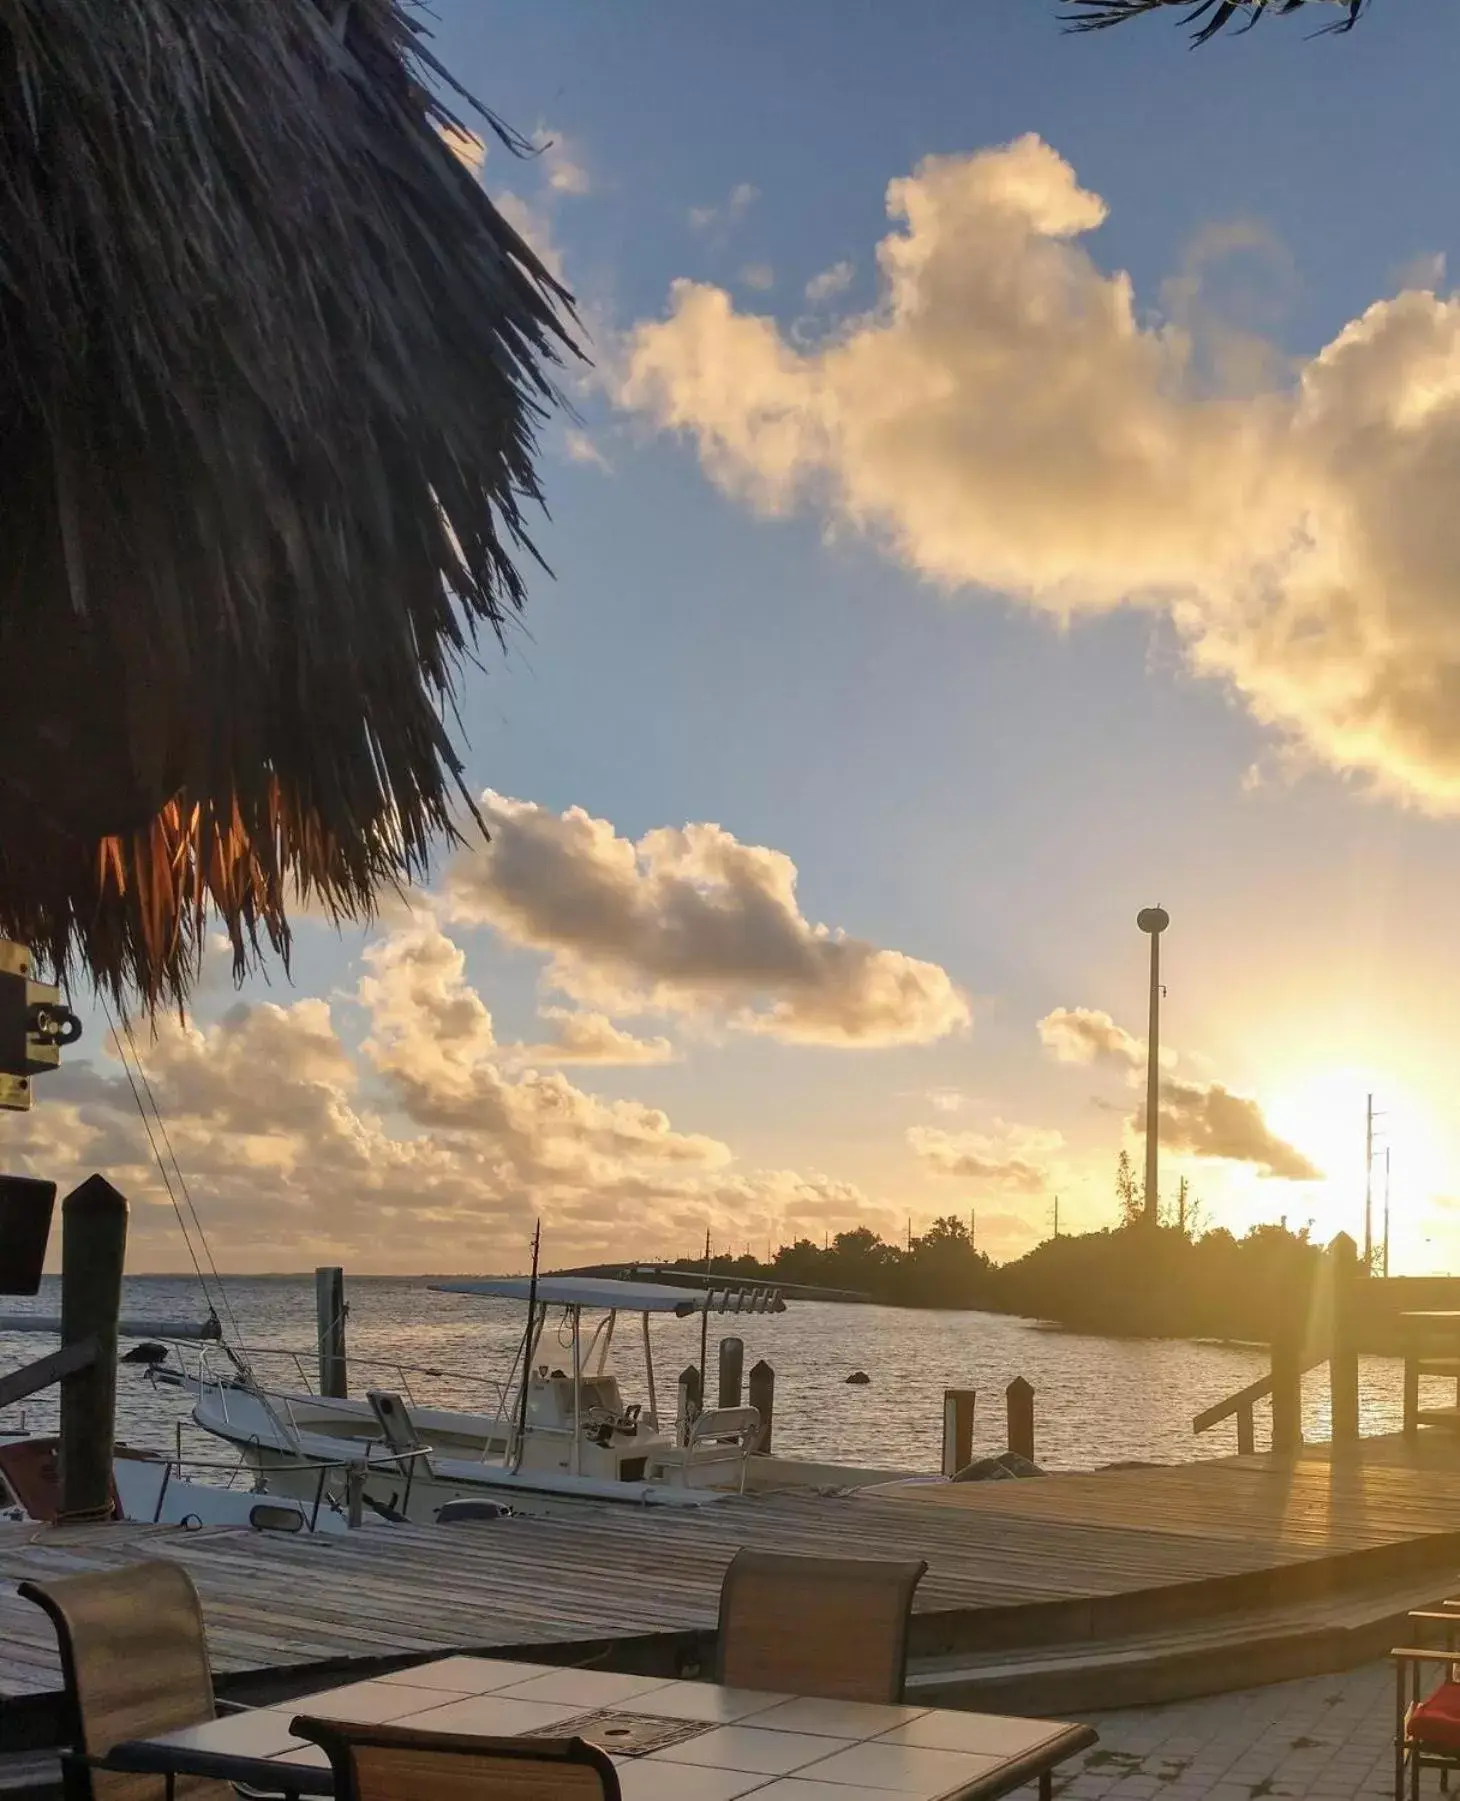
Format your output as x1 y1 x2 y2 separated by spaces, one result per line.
1062 0 1367 37
0 0 580 1004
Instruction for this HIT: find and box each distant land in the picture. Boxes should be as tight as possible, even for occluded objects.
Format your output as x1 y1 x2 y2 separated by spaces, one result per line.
653 1215 1342 1346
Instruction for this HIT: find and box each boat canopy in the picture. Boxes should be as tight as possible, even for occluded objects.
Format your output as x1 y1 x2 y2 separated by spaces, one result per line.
431 1276 786 1316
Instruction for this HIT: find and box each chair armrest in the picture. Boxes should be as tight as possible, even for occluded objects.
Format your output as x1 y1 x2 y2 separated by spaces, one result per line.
216 1699 249 1715
1393 1647 1460 1661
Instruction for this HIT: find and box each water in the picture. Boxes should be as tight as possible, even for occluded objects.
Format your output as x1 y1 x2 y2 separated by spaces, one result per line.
0 1276 1438 1478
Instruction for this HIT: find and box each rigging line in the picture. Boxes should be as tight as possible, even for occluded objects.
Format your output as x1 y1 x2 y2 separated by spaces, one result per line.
98 994 214 1310
115 1005 249 1359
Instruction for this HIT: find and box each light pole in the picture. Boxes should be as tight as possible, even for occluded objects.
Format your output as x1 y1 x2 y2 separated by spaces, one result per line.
1137 907 1170 1228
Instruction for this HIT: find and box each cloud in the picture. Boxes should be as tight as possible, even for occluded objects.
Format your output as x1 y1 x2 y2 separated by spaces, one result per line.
8 920 899 1271
445 794 970 1048
689 181 759 235
1039 1007 1144 1068
518 1008 677 1067
1039 1001 1314 1178
1140 1078 1322 1182
740 264 775 292
907 1123 1059 1192
805 260 854 303
925 1088 967 1114
563 429 612 473
439 122 485 176
620 133 1460 812
533 124 591 196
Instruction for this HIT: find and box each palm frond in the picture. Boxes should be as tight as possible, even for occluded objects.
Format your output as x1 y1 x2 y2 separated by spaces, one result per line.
0 0 583 1005
1061 0 1369 40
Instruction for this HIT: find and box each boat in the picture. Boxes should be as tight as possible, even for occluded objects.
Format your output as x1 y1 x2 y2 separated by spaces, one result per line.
169 1275 790 1522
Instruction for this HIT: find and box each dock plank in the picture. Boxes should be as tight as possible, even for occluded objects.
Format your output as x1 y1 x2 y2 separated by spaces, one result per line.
1 1431 1459 1706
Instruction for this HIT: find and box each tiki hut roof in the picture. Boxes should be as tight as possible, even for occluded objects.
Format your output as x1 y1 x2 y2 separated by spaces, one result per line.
0 0 580 1004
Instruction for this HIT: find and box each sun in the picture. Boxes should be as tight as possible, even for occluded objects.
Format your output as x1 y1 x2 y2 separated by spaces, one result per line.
1262 1064 1448 1254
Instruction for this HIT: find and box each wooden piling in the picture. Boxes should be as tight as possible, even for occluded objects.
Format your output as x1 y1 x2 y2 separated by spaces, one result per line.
58 1175 127 1522
748 1359 775 1453
942 1389 975 1476
315 1266 348 1399
1006 1376 1035 1463
677 1364 702 1446
1328 1233 1360 1444
1270 1312 1303 1456
1404 1355 1421 1438
718 1336 744 1409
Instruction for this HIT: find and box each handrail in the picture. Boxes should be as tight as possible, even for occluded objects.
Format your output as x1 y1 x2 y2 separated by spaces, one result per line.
1193 1352 1327 1446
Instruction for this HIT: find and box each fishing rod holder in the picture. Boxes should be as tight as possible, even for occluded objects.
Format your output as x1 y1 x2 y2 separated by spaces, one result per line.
0 938 82 1111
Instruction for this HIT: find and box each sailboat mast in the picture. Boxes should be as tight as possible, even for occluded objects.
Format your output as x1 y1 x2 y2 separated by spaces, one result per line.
512 1221 541 1470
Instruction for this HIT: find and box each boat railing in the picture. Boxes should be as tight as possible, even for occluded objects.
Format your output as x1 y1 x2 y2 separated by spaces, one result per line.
137 1439 434 1531
187 1342 507 1414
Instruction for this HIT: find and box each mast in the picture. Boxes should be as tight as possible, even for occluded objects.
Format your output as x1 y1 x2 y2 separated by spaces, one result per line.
511 1220 540 1471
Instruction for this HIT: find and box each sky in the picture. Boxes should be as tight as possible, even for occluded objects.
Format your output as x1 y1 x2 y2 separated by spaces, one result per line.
13 0 1460 1276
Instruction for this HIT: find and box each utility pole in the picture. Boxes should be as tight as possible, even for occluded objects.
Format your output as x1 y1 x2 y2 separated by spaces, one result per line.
1052 1194 1060 1240
970 1210 977 1254
1382 1147 1391 1279
1137 907 1170 1228
1177 1175 1188 1238
1363 1092 1374 1271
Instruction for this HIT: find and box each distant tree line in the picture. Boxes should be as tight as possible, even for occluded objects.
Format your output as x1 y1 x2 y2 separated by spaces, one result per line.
674 1154 1325 1340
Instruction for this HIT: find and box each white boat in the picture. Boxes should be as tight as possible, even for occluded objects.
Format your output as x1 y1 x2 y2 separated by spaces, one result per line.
174 1275 788 1522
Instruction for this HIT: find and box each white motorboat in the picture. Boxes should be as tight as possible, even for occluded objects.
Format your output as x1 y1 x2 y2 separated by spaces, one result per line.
173 1275 787 1522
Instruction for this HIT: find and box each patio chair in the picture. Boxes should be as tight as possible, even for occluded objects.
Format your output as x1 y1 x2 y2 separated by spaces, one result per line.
19 1561 233 1800
716 1547 928 1702
291 1718 621 1801
1395 1613 1460 1800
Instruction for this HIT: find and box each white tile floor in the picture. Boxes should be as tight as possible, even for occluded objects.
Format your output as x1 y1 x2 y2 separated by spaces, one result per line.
1010 1662 1401 1801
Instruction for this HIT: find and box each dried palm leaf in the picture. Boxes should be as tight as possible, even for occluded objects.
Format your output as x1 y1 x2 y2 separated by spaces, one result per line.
0 0 580 1004
1062 0 1368 39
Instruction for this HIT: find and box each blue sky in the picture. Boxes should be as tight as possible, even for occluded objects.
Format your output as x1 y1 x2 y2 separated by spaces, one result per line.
22 0 1460 1273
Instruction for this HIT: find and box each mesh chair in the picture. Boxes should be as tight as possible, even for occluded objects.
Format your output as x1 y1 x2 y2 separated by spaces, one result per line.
19 1562 231 1801
716 1547 928 1702
291 1718 621 1801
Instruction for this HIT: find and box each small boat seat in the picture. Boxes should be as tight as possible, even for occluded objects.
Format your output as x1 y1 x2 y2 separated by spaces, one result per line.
365 1390 435 1483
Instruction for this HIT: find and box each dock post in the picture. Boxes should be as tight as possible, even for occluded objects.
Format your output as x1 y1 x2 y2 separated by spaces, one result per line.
677 1365 702 1446
1270 1315 1303 1455
1006 1376 1035 1463
1404 1355 1420 1437
942 1389 975 1476
718 1336 744 1409
748 1359 775 1453
315 1266 348 1399
1328 1233 1360 1444
58 1176 128 1521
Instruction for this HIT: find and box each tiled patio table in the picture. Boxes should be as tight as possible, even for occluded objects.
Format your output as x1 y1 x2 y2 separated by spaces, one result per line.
107 1654 1097 1801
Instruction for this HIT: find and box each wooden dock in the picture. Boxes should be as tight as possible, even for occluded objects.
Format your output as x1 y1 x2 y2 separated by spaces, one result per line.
2 1433 1459 1725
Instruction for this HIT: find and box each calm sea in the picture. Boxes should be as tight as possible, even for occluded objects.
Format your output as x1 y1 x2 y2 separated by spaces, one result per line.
0 1275 1432 1477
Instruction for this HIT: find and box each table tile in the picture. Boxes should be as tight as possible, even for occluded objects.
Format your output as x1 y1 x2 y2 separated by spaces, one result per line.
495 1668 677 1708
147 1712 306 1759
752 1700 931 1739
652 1727 855 1776
629 1683 790 1725
753 1782 911 1801
796 1743 1004 1795
617 1762 773 1801
289 1680 463 1724
875 1714 1067 1758
271 1742 332 1771
387 1694 587 1736
378 1656 559 1694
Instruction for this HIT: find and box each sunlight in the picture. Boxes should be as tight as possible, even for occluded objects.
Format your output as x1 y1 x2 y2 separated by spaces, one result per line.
1262 1065 1447 1257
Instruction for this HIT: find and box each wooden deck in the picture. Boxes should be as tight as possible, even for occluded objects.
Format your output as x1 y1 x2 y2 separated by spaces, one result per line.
2 1433 1458 1719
